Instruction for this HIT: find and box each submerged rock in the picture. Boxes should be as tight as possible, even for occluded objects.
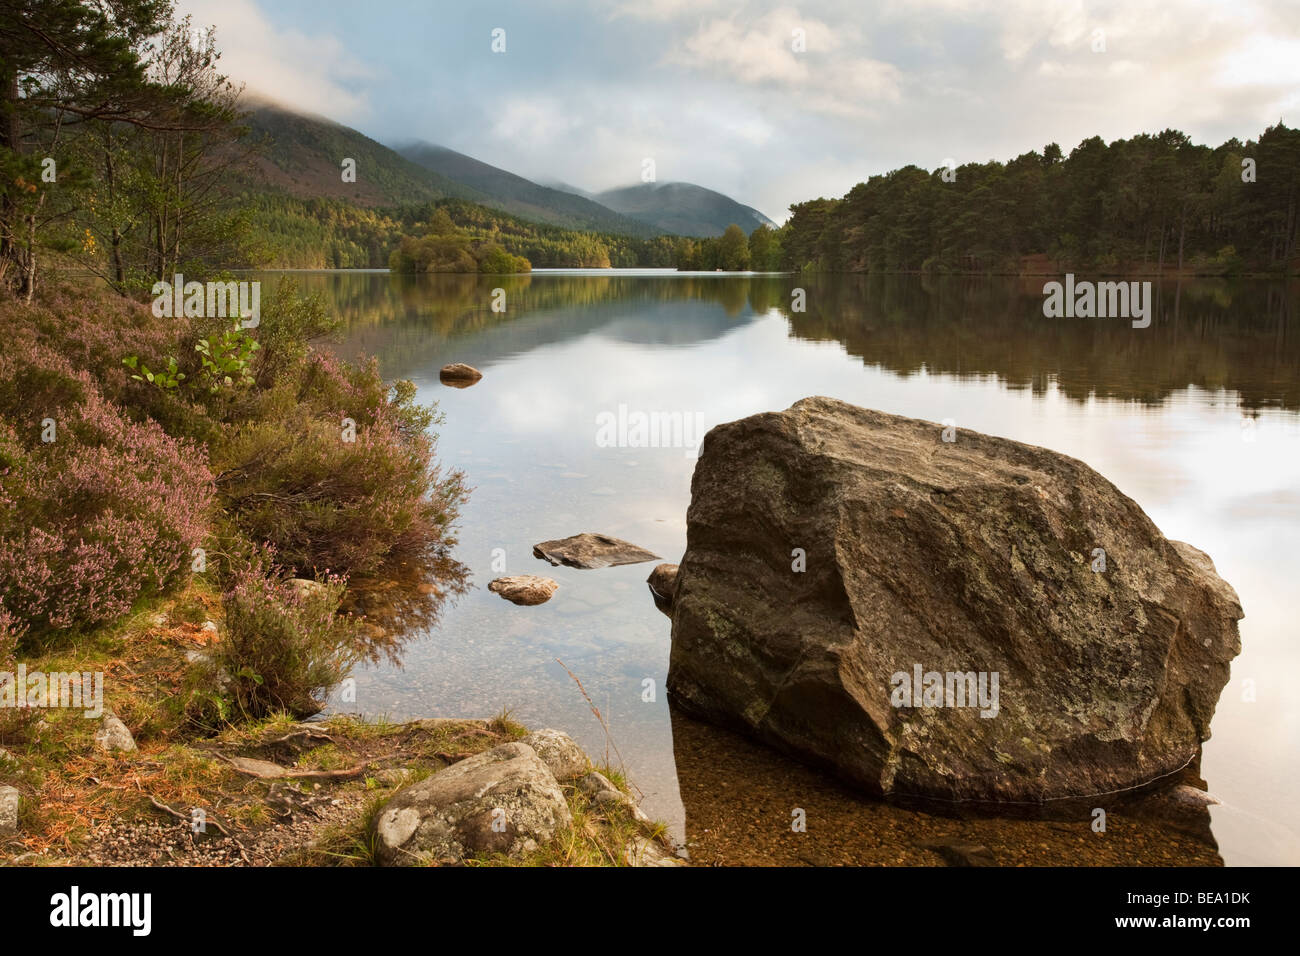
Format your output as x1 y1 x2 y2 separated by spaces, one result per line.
532 532 659 569
372 742 571 865
667 397 1244 803
439 363 482 387
488 575 559 606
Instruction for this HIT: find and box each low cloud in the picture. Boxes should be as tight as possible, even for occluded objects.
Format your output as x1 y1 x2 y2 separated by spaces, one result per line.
177 0 374 120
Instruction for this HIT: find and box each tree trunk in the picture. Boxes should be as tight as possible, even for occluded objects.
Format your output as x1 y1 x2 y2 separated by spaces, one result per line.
21 203 39 302
1177 202 1187 273
0 66 21 288
1156 216 1167 276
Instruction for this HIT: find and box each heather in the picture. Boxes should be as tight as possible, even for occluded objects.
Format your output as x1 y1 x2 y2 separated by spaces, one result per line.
214 354 467 577
186 552 363 724
1 279 466 691
0 335 212 636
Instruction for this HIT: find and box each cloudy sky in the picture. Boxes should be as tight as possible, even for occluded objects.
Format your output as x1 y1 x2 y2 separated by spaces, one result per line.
177 0 1300 222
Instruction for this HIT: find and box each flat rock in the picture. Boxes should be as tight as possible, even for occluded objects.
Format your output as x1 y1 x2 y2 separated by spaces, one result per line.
372 742 571 865
94 712 136 753
521 729 589 780
225 756 290 778
533 533 659 569
488 575 558 606
667 397 1244 803
0 786 19 836
439 363 483 387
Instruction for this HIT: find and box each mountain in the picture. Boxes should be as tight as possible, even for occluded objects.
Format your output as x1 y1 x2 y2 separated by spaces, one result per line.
396 141 660 237
237 97 777 247
241 99 482 207
594 182 777 238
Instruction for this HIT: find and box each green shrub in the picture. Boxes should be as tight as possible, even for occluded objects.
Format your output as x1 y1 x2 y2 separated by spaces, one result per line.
213 354 466 577
196 554 362 724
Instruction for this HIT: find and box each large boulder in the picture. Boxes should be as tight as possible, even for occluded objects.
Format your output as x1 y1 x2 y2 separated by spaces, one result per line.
372 742 571 864
667 397 1243 803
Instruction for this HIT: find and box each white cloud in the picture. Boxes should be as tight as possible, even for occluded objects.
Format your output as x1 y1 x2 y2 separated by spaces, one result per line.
664 7 900 116
602 0 730 21
176 0 374 120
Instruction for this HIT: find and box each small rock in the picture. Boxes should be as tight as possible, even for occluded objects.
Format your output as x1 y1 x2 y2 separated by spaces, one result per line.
532 533 660 569
94 712 136 753
578 771 621 799
1168 784 1220 808
488 575 559 606
647 562 679 613
578 771 654 827
183 649 231 691
520 729 589 780
0 786 19 836
200 620 218 635
439 363 483 387
257 727 334 761
374 768 416 787
372 742 571 865
623 838 683 867
287 578 328 601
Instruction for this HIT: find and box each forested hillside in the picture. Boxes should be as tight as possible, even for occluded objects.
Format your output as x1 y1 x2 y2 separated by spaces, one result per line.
779 124 1300 275
239 104 678 268
251 196 679 269
398 141 661 237
597 182 776 237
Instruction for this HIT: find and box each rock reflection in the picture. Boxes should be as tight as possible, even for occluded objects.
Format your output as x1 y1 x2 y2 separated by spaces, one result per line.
670 705 1222 866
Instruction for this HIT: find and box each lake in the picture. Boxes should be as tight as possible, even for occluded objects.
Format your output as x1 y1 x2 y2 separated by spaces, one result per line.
266 268 1299 866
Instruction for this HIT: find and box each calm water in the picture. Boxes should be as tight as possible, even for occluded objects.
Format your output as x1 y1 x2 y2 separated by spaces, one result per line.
270 269 1299 866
